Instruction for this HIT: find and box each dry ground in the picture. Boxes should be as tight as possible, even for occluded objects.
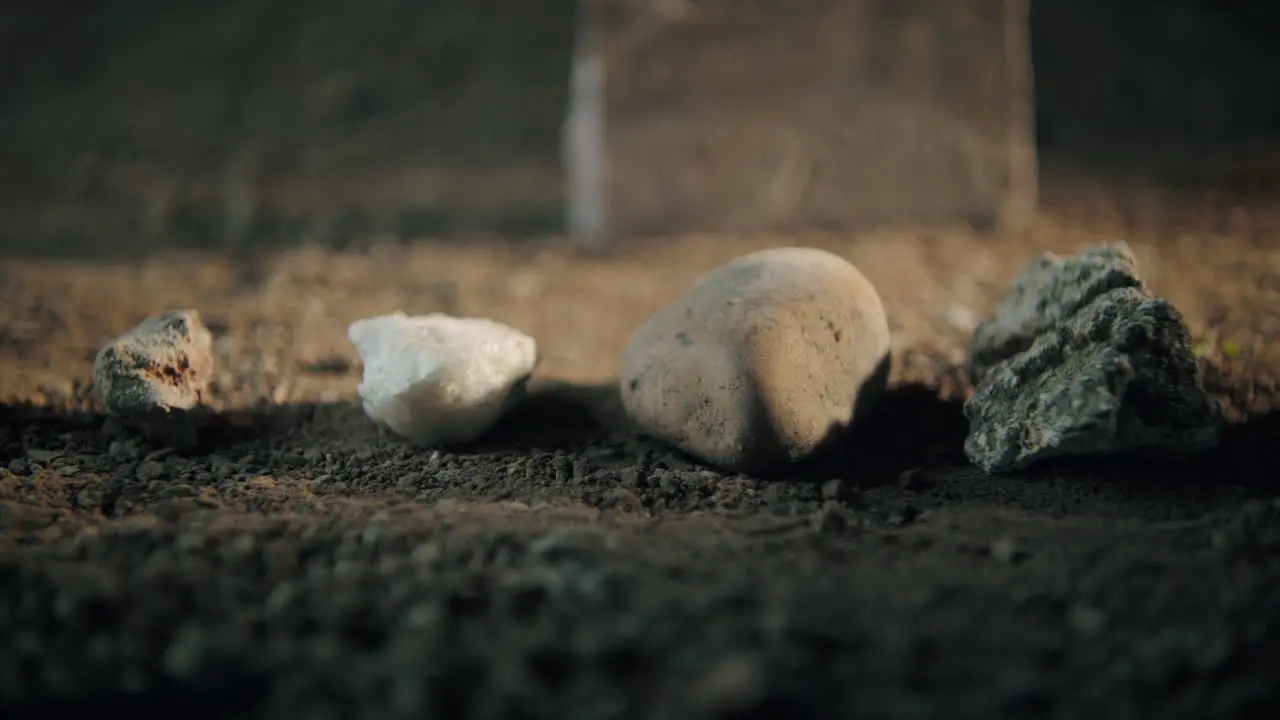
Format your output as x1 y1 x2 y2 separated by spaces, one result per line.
1 185 1279 719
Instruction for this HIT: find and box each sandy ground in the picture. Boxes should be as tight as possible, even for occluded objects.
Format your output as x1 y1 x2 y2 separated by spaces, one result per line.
1 185 1279 719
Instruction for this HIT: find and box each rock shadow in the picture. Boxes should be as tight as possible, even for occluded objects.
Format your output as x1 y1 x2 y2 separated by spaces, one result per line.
467 367 974 484
0 380 634 462
467 379 633 453
0 399 362 458
0 673 268 720
787 380 970 486
1108 408 1280 492
1212 408 1280 483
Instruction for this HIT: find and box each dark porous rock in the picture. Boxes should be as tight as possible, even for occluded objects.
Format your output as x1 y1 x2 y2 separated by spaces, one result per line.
964 286 1221 474
966 243 1145 386
92 310 215 450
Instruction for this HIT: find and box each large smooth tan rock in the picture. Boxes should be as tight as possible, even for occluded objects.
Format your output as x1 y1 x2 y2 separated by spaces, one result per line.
620 247 891 475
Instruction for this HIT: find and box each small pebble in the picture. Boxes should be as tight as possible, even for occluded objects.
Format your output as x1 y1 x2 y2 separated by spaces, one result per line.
609 488 646 513
897 468 931 490
990 537 1028 564
813 501 850 535
689 654 766 715
1068 605 1107 636
136 461 168 482
820 479 847 501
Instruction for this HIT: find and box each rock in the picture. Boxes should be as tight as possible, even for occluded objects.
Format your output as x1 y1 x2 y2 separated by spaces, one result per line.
136 460 169 482
967 243 1145 386
620 247 891 475
688 655 767 717
1068 605 1107 636
989 537 1027 564
92 310 214 449
812 501 851 535
964 251 1221 474
347 312 537 447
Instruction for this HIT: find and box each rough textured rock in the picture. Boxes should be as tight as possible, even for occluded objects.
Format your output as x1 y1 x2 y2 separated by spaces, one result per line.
92 310 215 448
620 247 891 476
348 312 538 447
967 243 1146 386
964 246 1221 474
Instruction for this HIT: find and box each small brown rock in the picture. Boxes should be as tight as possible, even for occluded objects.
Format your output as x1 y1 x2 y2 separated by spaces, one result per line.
92 310 215 449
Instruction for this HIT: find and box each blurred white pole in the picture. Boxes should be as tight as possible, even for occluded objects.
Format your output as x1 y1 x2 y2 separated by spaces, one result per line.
564 3 610 250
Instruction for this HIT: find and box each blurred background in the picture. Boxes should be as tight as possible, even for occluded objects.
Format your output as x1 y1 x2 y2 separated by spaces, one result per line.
1 0 1277 260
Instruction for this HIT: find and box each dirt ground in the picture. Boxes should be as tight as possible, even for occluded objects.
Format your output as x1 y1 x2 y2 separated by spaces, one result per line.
0 179 1277 719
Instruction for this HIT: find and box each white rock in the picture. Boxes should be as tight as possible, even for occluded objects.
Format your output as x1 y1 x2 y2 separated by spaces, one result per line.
347 312 538 446
94 310 214 413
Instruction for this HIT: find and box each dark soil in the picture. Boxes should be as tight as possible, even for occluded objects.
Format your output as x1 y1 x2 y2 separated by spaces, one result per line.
2 192 1280 719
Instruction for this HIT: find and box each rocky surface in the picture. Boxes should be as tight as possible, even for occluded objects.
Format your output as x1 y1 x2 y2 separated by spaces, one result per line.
620 247 891 475
91 310 215 449
964 245 1221 473
348 313 538 447
1 203 1278 720
966 244 1146 386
